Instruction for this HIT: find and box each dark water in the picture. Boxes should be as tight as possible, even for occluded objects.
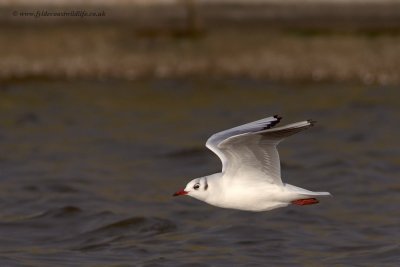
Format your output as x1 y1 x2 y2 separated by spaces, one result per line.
0 79 399 266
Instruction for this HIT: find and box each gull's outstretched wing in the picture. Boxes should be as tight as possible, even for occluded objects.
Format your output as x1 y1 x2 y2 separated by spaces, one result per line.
206 116 281 173
206 116 314 186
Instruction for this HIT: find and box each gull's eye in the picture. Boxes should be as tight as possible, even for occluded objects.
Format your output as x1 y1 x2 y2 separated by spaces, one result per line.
193 183 200 190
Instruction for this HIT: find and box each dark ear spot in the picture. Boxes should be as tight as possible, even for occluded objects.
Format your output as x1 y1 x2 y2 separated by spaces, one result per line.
204 178 208 190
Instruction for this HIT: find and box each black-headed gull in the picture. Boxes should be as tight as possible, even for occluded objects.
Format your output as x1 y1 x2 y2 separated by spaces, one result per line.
173 116 331 211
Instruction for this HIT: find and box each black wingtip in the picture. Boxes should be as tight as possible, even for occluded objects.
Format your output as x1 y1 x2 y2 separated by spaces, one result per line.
269 115 282 128
308 119 317 126
260 115 281 131
272 115 282 125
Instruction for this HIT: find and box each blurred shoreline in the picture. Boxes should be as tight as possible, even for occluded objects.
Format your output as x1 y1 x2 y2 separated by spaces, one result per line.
1 2 400 84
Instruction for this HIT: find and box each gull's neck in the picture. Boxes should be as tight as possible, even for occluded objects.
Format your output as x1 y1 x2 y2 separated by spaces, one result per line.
202 172 224 203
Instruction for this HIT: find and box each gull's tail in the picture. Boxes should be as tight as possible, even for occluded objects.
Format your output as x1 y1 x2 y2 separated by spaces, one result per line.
285 184 331 205
286 184 331 197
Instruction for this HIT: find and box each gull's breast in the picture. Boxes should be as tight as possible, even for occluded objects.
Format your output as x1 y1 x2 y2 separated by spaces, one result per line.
207 183 290 211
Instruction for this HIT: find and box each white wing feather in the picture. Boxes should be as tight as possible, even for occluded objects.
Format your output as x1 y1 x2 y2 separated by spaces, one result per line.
206 116 314 186
206 116 280 173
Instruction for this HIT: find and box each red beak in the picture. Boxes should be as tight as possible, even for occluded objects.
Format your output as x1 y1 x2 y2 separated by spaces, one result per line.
173 189 188 197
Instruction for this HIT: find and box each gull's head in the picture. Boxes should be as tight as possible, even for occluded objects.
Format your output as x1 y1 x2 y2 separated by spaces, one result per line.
173 177 209 200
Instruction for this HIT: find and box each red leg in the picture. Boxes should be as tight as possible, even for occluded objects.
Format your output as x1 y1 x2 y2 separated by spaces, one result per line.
291 198 319 206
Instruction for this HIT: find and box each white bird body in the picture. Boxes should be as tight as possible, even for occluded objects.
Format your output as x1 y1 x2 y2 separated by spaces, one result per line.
173 116 331 212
